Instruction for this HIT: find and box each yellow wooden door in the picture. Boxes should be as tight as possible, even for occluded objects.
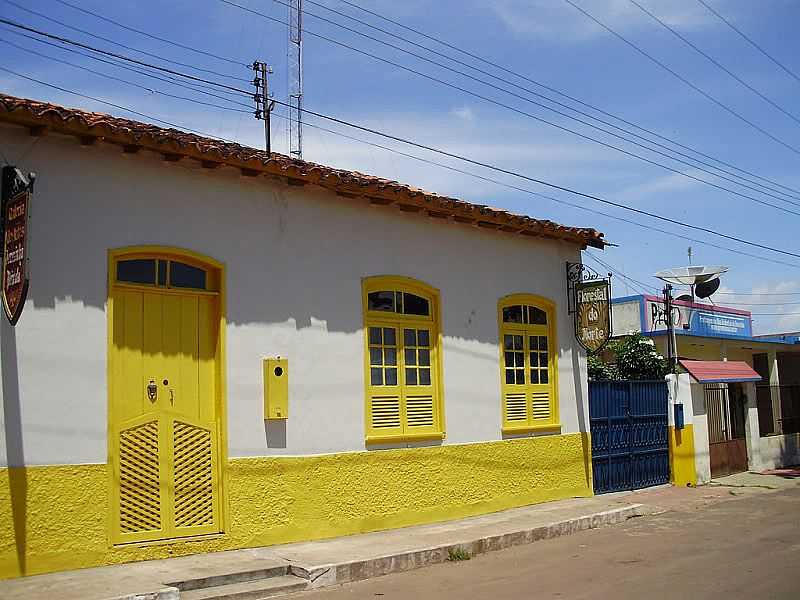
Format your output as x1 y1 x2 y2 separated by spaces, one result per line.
110 283 221 544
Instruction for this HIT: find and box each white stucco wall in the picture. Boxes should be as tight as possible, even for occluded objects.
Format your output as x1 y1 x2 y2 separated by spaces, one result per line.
0 124 590 466
758 433 800 470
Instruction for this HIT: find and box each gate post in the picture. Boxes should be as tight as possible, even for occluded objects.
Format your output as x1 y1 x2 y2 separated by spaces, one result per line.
666 374 697 487
743 381 762 471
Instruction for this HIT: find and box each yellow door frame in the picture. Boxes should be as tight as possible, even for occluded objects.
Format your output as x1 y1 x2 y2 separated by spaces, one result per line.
106 245 228 546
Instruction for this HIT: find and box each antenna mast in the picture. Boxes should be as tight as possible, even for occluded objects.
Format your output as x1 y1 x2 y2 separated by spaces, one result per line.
288 0 303 159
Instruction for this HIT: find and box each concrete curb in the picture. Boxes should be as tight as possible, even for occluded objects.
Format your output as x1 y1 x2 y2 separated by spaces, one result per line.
297 504 649 590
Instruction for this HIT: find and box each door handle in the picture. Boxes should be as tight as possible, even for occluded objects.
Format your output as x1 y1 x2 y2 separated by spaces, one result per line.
169 389 174 404
146 379 157 401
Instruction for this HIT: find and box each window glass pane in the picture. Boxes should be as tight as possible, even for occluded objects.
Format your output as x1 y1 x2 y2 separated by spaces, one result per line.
504 335 514 350
157 260 167 286
529 336 538 351
117 259 155 285
530 369 539 384
540 370 549 384
385 368 397 385
404 328 417 347
516 352 525 367
417 329 430 347
540 352 548 366
539 336 548 350
395 291 403 314
418 349 430 366
369 348 382 365
515 370 525 384
383 328 396 346
506 370 515 384
503 305 524 323
530 352 539 368
368 291 395 312
514 335 523 350
385 348 397 366
405 349 417 366
403 293 430 316
170 261 206 290
370 368 382 386
369 327 382 345
406 368 418 385
504 352 515 368
530 307 548 325
419 368 431 386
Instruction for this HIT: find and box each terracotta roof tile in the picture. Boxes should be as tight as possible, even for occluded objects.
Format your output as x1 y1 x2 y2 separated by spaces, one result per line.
0 93 606 248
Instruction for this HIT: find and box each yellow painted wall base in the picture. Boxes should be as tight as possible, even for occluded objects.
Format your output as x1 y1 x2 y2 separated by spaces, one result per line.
668 425 697 487
0 433 592 579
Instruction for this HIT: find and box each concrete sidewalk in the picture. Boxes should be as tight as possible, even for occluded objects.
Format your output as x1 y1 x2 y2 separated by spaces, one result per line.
1 472 795 600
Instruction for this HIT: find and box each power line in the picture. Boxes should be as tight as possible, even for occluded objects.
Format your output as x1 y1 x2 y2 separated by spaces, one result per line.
562 0 800 157
717 291 800 296
628 0 800 127
290 107 800 271
0 66 241 142
216 0 800 216
0 19 251 96
712 301 800 306
271 0 800 210
4 28 800 263
319 0 800 200
584 252 657 295
697 0 800 87
50 0 246 67
0 0 250 82
0 38 251 114
0 29 254 106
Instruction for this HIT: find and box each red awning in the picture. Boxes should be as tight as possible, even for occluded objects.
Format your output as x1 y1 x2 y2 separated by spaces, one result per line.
679 360 762 383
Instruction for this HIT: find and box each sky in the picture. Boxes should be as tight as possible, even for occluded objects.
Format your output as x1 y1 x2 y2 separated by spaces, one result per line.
1 0 800 334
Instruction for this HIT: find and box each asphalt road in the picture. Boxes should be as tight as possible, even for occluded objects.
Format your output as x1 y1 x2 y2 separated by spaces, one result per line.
299 487 800 600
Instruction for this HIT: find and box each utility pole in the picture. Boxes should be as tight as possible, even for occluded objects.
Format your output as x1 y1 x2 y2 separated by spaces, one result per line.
288 0 303 159
664 283 678 373
252 61 274 154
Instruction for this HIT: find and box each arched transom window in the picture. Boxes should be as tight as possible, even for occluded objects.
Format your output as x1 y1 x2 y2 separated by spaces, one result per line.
498 295 559 433
362 276 443 443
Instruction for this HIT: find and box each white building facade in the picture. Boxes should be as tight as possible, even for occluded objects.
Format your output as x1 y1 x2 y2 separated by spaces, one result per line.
0 95 605 578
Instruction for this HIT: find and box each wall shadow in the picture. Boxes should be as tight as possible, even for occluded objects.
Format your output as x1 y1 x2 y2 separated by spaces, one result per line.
2 319 26 575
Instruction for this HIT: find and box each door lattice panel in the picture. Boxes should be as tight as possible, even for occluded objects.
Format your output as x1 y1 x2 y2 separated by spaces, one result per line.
173 421 215 529
119 420 162 533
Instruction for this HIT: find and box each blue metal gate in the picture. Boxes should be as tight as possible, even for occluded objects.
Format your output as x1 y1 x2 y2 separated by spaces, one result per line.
589 381 669 494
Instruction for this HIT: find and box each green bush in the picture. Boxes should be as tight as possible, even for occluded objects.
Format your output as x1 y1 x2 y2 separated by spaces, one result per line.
588 333 667 381
613 333 668 380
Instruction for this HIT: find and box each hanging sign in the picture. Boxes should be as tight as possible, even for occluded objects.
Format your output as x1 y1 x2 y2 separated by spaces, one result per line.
575 279 611 352
566 262 612 353
1 166 34 325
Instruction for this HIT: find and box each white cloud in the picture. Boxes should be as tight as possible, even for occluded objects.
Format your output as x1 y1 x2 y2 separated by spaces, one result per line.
488 0 724 42
615 169 702 202
716 281 800 335
451 106 475 121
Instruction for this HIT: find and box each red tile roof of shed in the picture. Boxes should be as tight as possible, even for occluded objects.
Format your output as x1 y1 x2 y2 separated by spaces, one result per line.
0 93 607 248
679 360 762 383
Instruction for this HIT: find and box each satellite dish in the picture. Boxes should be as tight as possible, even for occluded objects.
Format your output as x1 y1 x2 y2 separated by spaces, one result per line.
695 277 721 299
676 294 693 303
654 265 728 285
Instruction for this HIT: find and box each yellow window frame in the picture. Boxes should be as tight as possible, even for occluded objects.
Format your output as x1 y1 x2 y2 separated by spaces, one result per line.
362 276 445 444
498 294 560 434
